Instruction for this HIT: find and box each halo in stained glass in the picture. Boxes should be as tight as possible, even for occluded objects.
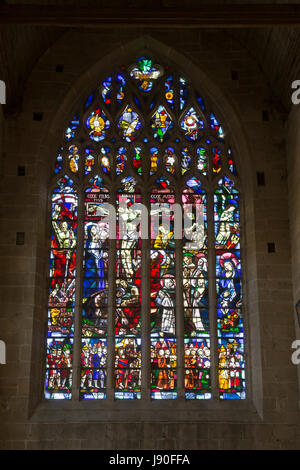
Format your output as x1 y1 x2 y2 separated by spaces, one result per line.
65 114 80 141
180 107 204 141
84 145 95 175
85 108 110 142
116 146 127 175
151 105 173 142
68 145 79 174
117 105 142 142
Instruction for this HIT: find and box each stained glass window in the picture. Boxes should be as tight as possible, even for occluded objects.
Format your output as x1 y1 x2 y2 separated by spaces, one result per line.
45 56 245 401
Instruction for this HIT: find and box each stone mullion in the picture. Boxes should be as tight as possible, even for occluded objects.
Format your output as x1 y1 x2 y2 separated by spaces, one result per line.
106 189 117 400
141 189 150 400
71 187 85 401
207 188 218 400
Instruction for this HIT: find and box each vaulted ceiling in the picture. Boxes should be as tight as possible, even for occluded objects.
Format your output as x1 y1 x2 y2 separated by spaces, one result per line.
1 0 300 115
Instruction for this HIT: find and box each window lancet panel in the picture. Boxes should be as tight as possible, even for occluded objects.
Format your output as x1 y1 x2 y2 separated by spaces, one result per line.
46 177 77 400
115 181 142 399
80 179 110 400
215 176 245 399
46 56 245 401
150 185 177 399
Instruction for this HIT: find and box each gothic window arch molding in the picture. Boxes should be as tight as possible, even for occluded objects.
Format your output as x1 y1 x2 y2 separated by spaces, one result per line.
45 55 246 403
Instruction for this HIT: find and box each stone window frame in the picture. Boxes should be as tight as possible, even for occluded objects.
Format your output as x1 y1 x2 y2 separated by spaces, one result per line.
28 40 262 422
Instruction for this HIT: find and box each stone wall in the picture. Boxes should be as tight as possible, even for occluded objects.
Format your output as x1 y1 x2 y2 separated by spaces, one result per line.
0 105 4 179
0 27 299 449
286 105 300 397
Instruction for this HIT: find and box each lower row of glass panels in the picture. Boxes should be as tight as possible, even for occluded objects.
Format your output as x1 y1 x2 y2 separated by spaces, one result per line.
45 336 245 400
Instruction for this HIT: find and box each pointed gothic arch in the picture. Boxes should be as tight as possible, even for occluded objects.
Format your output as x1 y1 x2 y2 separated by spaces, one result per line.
25 36 264 420
44 49 247 403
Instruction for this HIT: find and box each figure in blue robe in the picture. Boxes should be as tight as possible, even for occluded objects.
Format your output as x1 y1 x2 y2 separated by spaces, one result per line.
83 223 105 297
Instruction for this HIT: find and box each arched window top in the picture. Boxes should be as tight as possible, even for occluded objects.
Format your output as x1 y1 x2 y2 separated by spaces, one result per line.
46 56 245 402
53 55 237 186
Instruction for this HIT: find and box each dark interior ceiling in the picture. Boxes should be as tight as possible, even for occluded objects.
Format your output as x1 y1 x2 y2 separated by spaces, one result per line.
1 0 300 116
